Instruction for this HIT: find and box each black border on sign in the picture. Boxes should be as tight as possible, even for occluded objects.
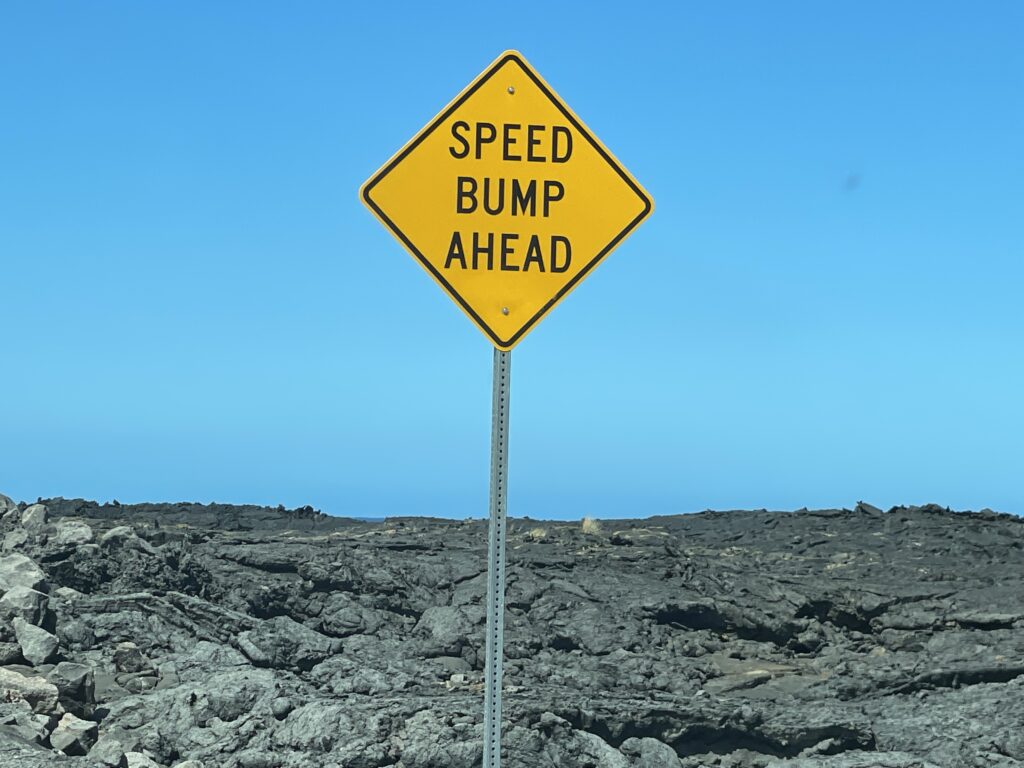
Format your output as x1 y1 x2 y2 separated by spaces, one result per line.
361 52 653 350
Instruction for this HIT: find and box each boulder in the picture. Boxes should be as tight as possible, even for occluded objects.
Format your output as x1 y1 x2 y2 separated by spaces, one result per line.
125 751 163 767
13 616 60 665
113 642 148 674
89 736 129 767
0 667 60 713
0 553 48 593
2 528 29 552
620 736 682 767
47 661 96 716
0 585 48 625
53 520 94 547
236 615 339 671
0 641 23 664
100 525 135 545
20 503 48 531
0 706 52 745
49 712 98 755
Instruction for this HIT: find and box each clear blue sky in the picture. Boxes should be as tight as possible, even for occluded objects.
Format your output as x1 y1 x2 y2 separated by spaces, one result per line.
2 3 1021 519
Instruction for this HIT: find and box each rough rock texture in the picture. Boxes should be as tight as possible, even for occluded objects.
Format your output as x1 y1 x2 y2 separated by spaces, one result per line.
0 495 1020 767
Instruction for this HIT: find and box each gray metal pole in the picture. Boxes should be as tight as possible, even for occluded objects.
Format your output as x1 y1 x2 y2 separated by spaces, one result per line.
483 348 510 768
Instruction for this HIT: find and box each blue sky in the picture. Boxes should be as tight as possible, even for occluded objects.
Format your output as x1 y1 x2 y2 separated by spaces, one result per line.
2 3 1021 519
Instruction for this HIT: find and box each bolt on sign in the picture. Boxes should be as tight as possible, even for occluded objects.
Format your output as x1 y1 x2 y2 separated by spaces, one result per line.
361 50 653 350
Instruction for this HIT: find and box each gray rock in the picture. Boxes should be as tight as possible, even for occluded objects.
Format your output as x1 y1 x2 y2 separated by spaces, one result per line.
2 528 29 552
0 641 23 663
113 642 148 674
52 520 94 547
49 711 98 755
236 615 339 671
0 553 48 593
5 496 1023 768
100 525 136 545
100 526 158 554
0 706 52 746
47 661 96 715
20 503 49 531
0 585 48 625
270 696 293 719
620 737 681 767
766 752 943 767
14 616 60 665
89 736 128 767
0 667 60 713
0 493 17 515
125 753 163 768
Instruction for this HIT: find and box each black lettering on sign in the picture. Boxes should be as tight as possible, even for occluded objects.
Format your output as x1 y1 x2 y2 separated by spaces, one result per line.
443 232 572 273
483 178 505 216
502 124 521 162
500 233 519 271
511 179 536 216
472 231 494 270
551 235 571 272
456 176 477 213
445 232 467 269
449 122 573 162
475 123 497 159
542 180 564 217
449 121 471 159
522 235 545 272
552 126 572 163
526 125 545 162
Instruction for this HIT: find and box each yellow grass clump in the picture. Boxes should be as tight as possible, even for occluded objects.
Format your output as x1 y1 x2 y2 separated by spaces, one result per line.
581 517 602 535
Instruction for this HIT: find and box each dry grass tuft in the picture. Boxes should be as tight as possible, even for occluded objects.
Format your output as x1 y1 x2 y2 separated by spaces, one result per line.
581 517 602 535
526 527 548 541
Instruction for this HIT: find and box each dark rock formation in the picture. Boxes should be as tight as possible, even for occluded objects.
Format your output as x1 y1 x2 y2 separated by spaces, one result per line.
0 495 1021 767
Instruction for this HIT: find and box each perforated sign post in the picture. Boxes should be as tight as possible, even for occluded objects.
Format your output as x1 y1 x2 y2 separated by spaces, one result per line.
361 50 652 768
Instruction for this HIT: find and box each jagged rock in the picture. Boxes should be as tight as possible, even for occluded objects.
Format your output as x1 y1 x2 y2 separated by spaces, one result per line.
766 752 943 767
0 496 1019 768
0 705 53 746
0 667 60 713
236 616 340 671
0 493 17 515
620 737 682 767
113 643 148 674
415 605 482 655
100 527 158 555
47 662 96 716
52 520 94 547
0 553 48 593
0 642 23 664
0 585 48 625
49 712 98 755
13 616 60 665
21 504 49 532
100 526 135 546
56 618 96 652
89 736 129 767
125 753 162 768
2 529 29 552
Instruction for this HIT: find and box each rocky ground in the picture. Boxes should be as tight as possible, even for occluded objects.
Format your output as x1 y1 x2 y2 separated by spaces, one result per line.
0 492 1021 768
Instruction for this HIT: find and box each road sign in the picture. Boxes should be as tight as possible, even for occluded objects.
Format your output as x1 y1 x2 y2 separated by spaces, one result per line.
361 50 653 350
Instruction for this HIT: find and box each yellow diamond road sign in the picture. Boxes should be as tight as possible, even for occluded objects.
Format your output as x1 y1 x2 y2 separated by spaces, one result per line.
361 50 653 350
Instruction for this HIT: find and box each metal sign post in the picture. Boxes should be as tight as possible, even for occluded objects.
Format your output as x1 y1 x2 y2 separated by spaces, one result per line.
360 49 652 768
483 349 510 768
